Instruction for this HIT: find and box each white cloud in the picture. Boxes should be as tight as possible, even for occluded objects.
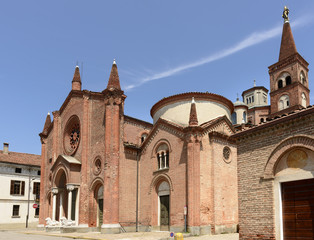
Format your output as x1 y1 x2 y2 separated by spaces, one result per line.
125 15 313 91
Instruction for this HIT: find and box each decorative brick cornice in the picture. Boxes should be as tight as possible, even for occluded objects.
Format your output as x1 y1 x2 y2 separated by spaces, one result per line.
103 89 126 106
269 81 310 96
124 115 153 129
58 90 104 116
242 86 269 97
268 53 309 75
141 118 184 153
208 131 236 144
124 142 141 155
201 115 235 136
247 105 270 113
150 92 234 118
233 106 314 139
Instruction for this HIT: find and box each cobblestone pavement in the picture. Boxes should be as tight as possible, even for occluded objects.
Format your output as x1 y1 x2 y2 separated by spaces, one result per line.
0 229 239 240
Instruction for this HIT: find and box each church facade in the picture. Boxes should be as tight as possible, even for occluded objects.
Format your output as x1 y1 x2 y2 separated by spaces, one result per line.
39 8 314 239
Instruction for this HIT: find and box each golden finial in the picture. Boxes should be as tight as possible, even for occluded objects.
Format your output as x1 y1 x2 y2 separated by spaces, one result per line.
282 6 289 23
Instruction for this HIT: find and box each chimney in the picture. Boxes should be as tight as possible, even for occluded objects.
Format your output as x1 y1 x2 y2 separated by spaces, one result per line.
3 143 9 154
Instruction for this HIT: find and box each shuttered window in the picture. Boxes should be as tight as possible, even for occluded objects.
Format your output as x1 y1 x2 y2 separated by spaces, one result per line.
10 180 25 195
33 182 40 201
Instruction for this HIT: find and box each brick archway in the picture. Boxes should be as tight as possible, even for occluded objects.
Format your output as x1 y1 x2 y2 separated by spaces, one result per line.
89 178 104 228
263 135 314 179
149 173 173 194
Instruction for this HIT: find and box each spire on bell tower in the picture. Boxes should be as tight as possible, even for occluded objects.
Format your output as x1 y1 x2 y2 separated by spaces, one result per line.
106 59 121 90
279 6 297 61
72 65 82 91
268 6 310 116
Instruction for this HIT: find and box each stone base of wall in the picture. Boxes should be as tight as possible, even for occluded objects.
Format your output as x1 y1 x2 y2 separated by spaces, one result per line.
239 233 275 240
46 226 61 232
101 224 121 234
170 226 185 233
188 226 200 235
215 224 238 234
200 225 212 235
60 226 97 233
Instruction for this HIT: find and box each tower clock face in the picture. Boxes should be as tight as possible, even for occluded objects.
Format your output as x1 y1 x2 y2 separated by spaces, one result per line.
64 116 81 155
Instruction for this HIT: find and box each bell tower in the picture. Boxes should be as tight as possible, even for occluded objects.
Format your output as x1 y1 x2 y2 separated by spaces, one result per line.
268 6 310 116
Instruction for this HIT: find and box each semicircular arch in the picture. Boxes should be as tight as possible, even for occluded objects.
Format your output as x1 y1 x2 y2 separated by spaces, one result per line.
90 177 104 191
263 135 314 179
151 138 172 158
53 164 69 188
149 173 173 194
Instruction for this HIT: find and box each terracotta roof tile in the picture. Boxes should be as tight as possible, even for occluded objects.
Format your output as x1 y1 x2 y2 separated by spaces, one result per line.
0 151 41 167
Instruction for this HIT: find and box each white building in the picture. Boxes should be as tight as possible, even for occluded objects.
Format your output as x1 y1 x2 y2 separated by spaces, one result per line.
0 143 41 226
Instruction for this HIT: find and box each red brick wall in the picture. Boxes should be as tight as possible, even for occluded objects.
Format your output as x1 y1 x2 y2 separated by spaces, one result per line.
138 127 186 228
269 62 310 115
236 111 314 240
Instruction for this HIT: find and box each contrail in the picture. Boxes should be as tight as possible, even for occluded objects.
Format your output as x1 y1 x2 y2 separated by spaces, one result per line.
125 15 312 90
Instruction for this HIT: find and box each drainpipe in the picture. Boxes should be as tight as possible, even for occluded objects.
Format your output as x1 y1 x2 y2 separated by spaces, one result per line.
136 150 140 232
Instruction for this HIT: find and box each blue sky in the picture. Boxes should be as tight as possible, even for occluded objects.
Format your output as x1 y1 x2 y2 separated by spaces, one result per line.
1 1 314 155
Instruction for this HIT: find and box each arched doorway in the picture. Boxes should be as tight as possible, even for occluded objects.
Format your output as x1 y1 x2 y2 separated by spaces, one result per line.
96 185 104 228
158 181 170 231
54 169 68 221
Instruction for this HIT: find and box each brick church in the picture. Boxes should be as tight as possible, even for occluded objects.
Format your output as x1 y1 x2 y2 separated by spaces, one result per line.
39 7 314 239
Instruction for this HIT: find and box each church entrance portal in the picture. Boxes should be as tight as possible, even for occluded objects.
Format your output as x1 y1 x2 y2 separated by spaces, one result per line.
160 195 169 231
54 170 67 221
158 181 170 231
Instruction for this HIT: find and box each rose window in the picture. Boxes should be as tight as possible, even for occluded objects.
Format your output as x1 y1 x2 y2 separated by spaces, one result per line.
70 124 80 150
64 115 81 155
223 146 232 163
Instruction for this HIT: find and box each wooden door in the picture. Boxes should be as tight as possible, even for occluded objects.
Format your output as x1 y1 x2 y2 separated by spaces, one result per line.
160 195 169 231
282 178 314 239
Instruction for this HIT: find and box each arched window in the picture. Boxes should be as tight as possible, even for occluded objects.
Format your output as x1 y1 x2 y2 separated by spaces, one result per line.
300 71 306 85
278 80 283 89
156 144 169 170
242 111 247 123
231 112 237 124
260 118 264 123
301 93 307 108
278 95 290 111
141 133 148 143
286 76 291 85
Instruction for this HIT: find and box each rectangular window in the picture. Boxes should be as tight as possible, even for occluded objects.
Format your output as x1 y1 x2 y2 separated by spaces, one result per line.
35 207 40 217
33 182 40 201
37 170 41 176
12 205 20 217
10 180 25 195
15 168 22 173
